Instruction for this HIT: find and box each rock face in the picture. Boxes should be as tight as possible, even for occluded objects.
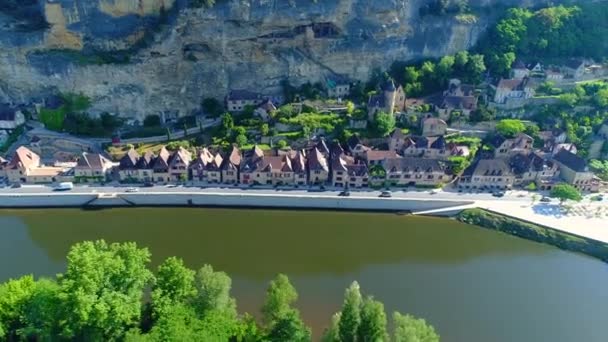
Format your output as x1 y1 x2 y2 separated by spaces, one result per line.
0 0 570 119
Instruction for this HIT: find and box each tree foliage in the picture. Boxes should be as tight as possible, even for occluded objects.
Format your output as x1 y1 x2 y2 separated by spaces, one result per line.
393 312 440 342
373 111 396 137
496 119 525 138
550 183 583 203
0 241 439 341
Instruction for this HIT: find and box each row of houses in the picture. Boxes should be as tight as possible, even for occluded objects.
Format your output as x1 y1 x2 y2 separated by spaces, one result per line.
0 128 600 192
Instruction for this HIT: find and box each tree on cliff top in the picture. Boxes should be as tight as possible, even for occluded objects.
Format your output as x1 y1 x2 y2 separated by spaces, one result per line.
496 119 525 138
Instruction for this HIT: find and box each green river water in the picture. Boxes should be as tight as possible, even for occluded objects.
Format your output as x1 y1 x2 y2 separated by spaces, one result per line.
0 208 606 341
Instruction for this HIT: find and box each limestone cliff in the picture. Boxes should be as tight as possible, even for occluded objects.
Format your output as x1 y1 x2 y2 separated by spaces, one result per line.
0 0 568 119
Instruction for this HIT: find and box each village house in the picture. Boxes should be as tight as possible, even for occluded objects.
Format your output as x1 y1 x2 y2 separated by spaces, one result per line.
73 152 114 183
367 79 406 118
421 117 448 137
552 149 599 192
490 133 534 159
459 159 515 190
551 143 577 156
434 79 478 119
325 75 351 99
239 146 266 185
254 99 276 122
5 146 67 184
401 135 450 159
562 59 585 79
545 68 564 82
381 157 450 187
511 60 543 79
220 146 241 184
190 148 223 183
118 148 141 182
332 154 369 188
167 147 192 182
226 90 265 112
0 104 25 131
151 147 171 183
364 150 399 166
493 78 535 106
388 129 406 151
134 151 155 183
290 150 308 186
509 153 560 189
307 147 329 185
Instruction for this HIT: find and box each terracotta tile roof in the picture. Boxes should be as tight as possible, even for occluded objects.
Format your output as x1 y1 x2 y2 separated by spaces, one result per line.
462 159 513 177
365 150 399 162
136 151 155 169
291 151 306 173
9 146 40 170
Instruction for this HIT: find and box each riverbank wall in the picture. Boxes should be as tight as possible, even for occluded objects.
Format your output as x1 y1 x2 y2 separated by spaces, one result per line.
0 192 474 212
456 208 608 263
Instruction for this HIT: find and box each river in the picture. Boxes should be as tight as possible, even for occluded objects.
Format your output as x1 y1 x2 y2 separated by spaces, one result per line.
0 208 607 341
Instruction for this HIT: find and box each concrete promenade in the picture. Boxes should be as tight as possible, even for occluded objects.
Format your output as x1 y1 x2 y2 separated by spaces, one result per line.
0 185 607 243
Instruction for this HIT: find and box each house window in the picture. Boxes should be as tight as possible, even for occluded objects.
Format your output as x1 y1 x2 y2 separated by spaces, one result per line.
427 175 434 179
350 177 356 182
314 170 321 175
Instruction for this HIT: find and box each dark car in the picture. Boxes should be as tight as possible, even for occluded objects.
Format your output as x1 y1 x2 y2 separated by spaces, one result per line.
540 196 551 202
492 192 505 198
338 191 351 197
379 191 392 198
143 182 155 188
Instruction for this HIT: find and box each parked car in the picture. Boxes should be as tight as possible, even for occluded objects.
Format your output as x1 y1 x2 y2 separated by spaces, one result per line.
126 187 139 193
379 191 392 198
430 190 438 195
492 192 505 198
338 191 350 197
10 183 21 188
54 182 74 191
143 182 154 188
540 196 551 202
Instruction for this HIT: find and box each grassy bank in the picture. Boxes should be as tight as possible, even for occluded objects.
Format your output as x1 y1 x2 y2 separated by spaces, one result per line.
457 208 608 263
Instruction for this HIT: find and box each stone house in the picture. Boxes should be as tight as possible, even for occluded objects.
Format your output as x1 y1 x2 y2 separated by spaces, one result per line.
226 90 265 112
402 135 451 159
5 146 67 184
459 159 515 190
421 117 448 137
307 147 329 185
364 150 399 166
190 148 223 183
367 79 405 118
325 75 351 99
545 68 564 82
382 157 450 187
332 154 368 188
0 104 26 131
511 61 543 79
562 59 585 79
434 79 478 119
291 150 308 186
509 153 560 189
221 146 241 184
167 147 192 182
493 78 534 105
74 152 114 183
388 129 406 151
240 154 295 186
118 148 141 182
552 149 599 192
151 147 172 183
254 99 276 122
489 133 534 159
239 145 266 185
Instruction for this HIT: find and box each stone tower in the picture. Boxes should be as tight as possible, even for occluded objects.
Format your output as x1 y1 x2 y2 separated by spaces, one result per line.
383 79 397 116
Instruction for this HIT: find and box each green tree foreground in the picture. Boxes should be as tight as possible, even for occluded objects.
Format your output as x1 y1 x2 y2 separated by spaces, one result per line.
0 240 439 341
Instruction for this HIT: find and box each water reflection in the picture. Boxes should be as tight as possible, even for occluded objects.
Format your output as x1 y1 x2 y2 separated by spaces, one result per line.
2 208 549 278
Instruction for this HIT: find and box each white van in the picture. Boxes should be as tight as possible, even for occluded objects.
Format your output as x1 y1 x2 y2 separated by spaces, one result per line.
55 182 74 191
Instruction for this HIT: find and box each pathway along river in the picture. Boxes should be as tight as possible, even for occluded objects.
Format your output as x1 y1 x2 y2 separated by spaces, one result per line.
0 208 607 341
